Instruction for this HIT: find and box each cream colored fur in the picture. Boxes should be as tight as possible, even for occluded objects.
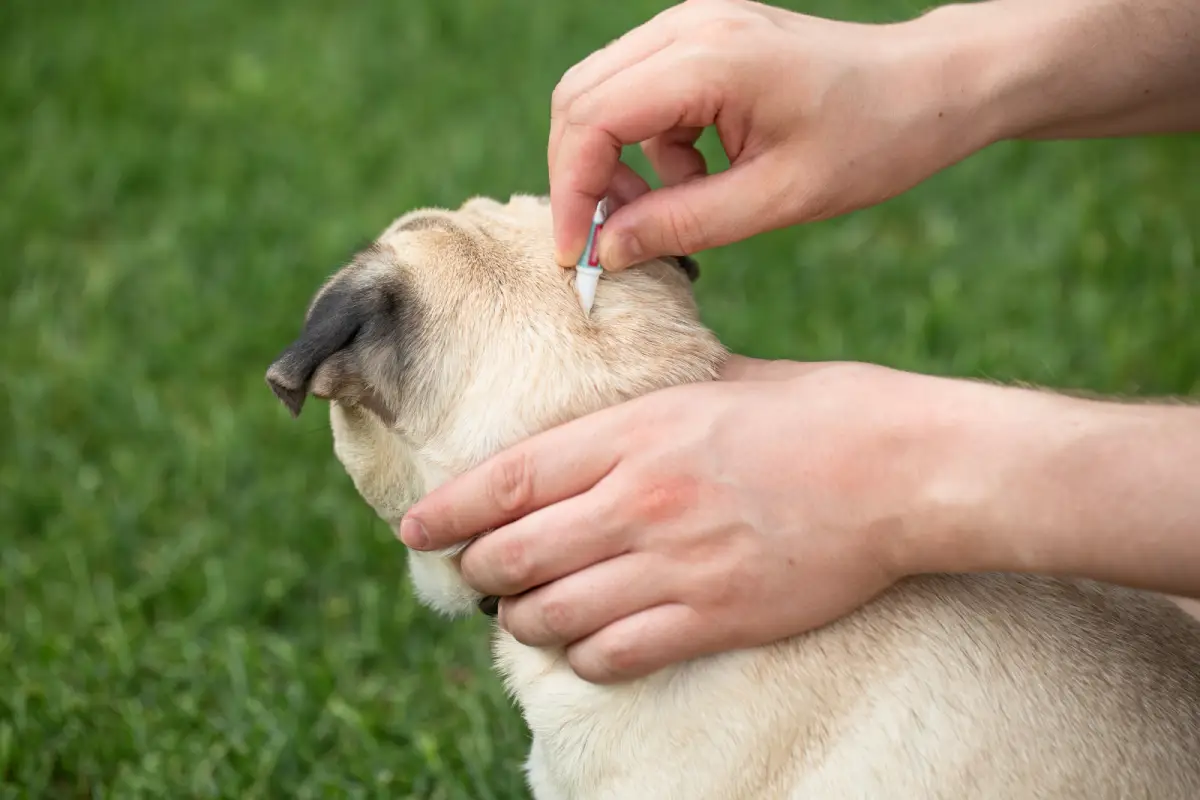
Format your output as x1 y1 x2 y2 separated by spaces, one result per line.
267 193 1200 799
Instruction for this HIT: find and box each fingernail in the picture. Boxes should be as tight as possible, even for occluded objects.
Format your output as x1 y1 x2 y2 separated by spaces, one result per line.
398 517 428 549
478 595 500 617
554 238 583 268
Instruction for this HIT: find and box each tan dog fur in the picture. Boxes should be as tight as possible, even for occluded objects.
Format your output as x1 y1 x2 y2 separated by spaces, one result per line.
267 193 1200 799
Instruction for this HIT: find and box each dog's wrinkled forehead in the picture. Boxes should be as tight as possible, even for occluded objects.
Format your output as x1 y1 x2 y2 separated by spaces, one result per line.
384 194 700 282
264 194 702 420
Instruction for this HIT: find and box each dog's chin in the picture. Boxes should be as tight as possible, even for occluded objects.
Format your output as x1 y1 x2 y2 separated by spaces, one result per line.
406 547 484 618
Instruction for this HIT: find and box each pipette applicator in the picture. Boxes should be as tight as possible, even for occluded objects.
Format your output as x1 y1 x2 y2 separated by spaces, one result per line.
574 198 609 316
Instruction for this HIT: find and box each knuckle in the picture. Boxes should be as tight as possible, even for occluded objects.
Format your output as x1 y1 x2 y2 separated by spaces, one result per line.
568 650 609 684
594 634 642 677
630 476 697 524
681 0 727 14
662 200 707 254
552 77 597 125
550 76 574 117
509 626 537 647
660 0 706 24
495 536 531 586
539 597 574 640
579 481 631 543
698 15 751 41
488 451 535 516
706 539 760 607
507 609 540 647
563 88 603 128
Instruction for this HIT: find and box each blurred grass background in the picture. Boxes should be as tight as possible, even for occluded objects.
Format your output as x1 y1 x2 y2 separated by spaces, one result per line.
1 0 1197 797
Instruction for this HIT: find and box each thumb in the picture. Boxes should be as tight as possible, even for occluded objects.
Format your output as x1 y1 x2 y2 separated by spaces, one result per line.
596 155 794 270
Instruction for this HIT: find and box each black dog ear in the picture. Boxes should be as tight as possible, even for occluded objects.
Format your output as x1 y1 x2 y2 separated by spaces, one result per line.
673 255 700 283
265 276 378 418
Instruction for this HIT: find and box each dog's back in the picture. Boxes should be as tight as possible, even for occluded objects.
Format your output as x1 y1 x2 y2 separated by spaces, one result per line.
495 572 1200 799
779 573 1200 798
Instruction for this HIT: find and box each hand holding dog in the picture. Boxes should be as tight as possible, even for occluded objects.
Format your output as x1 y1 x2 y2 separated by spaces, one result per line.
399 358 926 682
400 356 1200 683
399 358 1018 683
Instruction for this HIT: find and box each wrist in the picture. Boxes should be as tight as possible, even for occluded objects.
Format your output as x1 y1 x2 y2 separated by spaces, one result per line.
893 0 1078 147
885 3 1020 154
893 377 1104 580
902 380 1200 597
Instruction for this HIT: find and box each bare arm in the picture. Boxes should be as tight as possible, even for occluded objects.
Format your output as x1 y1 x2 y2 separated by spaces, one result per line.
719 358 1200 601
919 0 1200 143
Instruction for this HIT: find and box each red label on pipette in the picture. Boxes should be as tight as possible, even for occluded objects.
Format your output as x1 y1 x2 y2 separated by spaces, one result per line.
587 223 603 267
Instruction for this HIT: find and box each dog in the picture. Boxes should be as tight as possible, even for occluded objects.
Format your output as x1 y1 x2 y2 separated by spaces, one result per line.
266 193 1200 799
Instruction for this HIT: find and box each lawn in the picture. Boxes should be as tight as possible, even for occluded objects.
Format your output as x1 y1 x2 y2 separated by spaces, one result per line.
1 0 1197 798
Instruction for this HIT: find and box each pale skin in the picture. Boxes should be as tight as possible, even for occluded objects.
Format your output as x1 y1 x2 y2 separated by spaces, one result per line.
398 0 1200 684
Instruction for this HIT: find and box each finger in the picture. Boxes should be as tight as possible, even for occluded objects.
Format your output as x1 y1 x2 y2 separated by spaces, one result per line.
548 11 681 179
641 126 707 188
548 160 652 273
549 45 723 268
400 406 627 551
606 161 653 212
456 488 629 598
597 153 794 269
497 552 672 648
566 602 716 684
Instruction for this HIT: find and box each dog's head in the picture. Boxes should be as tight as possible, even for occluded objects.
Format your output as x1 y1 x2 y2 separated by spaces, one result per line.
266 193 727 616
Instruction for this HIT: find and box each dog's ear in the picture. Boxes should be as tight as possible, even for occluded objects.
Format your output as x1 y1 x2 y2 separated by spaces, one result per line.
265 253 417 419
265 276 375 418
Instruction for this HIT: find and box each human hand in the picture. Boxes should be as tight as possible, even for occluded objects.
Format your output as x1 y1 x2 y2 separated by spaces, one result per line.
398 358 970 683
547 0 1001 271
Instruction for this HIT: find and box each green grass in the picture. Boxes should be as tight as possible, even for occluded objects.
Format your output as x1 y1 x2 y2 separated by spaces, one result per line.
1 0 1197 797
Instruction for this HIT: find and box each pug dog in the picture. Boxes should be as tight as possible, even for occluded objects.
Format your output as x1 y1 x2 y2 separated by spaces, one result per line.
266 193 1200 800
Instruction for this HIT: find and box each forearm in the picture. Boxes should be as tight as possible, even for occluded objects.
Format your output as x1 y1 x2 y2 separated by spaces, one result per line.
908 0 1200 144
912 382 1200 598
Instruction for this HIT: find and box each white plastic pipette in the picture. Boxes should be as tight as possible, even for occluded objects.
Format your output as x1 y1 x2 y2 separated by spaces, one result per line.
574 198 610 315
